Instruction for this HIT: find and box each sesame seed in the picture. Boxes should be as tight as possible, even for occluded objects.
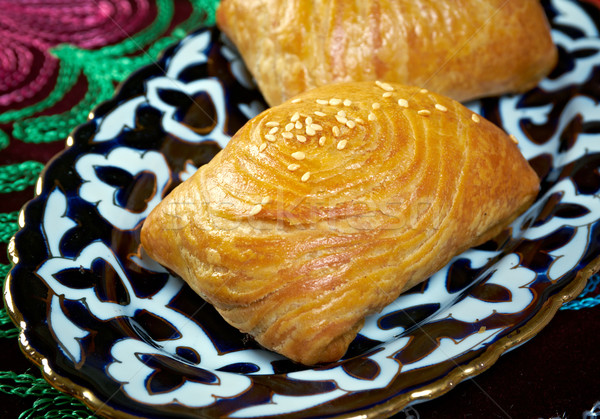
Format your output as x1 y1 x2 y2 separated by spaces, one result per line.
346 120 356 129
472 114 481 123
372 103 381 110
249 204 262 216
355 117 364 124
291 98 302 103
376 80 394 91
314 111 326 117
337 110 347 117
259 143 267 152
382 92 393 98
287 163 300 171
291 112 300 122
291 151 306 160
316 99 328 105
398 99 409 108
337 140 348 150
265 134 277 142
420 88 428 94
509 134 519 144
343 99 352 106
265 121 279 127
301 172 311 182
311 124 323 131
296 134 307 143
282 132 294 139
335 115 348 124
305 116 313 125
268 127 279 135
295 121 303 130
435 104 448 112
368 112 376 121
306 126 316 136
318 136 326 146
261 196 272 205
333 126 341 137
418 110 431 116
329 98 342 105
285 123 294 132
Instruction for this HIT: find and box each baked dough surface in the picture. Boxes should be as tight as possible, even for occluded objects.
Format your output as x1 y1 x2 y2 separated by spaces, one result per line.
141 82 539 364
217 0 557 106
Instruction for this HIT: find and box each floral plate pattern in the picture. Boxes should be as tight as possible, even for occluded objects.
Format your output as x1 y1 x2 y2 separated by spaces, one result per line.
5 0 600 417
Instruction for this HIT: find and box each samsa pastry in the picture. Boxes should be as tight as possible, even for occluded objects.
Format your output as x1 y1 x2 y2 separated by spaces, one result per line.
216 0 558 106
141 82 540 365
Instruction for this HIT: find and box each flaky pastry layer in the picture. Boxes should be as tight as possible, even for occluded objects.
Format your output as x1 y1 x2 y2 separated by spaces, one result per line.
217 0 557 106
141 82 540 364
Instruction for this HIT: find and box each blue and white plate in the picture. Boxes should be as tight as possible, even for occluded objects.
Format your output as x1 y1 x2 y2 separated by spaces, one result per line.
5 1 600 417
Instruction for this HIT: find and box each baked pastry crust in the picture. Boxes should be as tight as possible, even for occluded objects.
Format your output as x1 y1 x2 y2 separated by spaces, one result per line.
141 82 540 365
216 0 557 106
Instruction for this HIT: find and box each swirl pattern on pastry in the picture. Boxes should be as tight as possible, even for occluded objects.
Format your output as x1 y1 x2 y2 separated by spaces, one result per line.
141 82 539 365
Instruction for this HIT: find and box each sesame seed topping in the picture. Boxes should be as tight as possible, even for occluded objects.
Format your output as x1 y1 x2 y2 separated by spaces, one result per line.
265 134 277 142
318 136 326 146
296 134 307 143
472 114 481 123
509 134 519 144
291 151 306 160
337 140 348 150
316 99 328 105
285 123 294 132
382 92 393 98
418 110 431 116
282 132 294 139
314 111 326 117
332 126 341 137
435 104 448 112
311 124 323 131
355 117 364 124
372 103 381 110
337 110 347 117
287 163 300 171
301 172 311 182
261 196 272 205
265 121 279 127
291 112 300 122
268 127 279 135
249 204 262 216
398 99 409 108
306 126 316 136
368 112 376 121
343 99 352 106
329 98 342 105
375 80 394 91
259 143 267 152
420 88 429 94
291 98 302 103
305 116 313 125
346 120 356 129
335 115 348 124
295 121 303 130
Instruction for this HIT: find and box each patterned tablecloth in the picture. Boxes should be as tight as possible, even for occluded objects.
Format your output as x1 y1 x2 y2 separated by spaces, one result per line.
0 1 599 418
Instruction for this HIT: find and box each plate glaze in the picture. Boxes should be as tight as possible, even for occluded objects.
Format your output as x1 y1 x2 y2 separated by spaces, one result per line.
5 1 600 417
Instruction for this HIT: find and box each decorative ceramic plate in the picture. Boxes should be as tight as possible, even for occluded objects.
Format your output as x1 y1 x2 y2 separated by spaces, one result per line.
5 0 600 417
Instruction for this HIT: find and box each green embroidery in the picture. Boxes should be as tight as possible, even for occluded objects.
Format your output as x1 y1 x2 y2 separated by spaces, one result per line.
0 212 19 243
0 130 9 150
0 161 44 194
0 372 98 419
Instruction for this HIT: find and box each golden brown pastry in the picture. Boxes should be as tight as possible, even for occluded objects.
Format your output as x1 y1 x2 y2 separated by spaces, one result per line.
141 82 539 365
216 0 558 106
